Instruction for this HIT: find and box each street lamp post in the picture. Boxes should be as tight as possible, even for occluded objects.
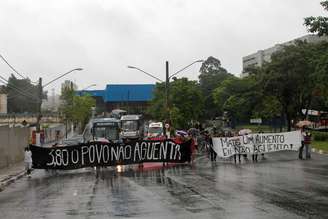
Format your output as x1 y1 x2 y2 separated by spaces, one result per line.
81 84 96 96
127 60 203 127
36 68 83 133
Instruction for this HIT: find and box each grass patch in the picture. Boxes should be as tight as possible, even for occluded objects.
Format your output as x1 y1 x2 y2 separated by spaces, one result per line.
312 141 328 152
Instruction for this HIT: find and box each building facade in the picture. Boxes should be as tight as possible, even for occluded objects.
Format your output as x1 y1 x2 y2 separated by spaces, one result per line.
0 93 7 114
241 34 328 77
76 84 155 115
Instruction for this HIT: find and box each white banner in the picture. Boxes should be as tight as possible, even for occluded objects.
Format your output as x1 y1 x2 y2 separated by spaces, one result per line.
212 131 302 158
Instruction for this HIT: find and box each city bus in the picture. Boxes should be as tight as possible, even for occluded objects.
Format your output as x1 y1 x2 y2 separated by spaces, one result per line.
82 117 121 143
120 114 144 142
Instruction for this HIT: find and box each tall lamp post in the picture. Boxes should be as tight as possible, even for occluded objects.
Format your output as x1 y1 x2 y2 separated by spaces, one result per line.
36 68 83 133
127 60 203 125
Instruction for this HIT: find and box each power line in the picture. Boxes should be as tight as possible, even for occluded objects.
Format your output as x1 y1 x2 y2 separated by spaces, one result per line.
0 76 38 100
0 54 27 79
0 79 37 101
0 80 38 103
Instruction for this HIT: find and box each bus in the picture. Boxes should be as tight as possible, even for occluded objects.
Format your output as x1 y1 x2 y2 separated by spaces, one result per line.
110 109 127 120
120 114 144 141
82 117 121 143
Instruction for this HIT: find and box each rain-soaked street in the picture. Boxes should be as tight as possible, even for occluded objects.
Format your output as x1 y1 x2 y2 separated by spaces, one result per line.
0 152 327 219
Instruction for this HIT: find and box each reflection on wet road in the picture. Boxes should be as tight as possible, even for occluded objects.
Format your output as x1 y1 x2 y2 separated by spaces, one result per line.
0 151 327 218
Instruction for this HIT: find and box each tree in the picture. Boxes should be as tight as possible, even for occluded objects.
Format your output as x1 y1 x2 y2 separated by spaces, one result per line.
304 1 328 36
259 41 328 130
213 75 262 126
198 56 232 119
148 78 203 130
60 82 95 131
6 74 39 113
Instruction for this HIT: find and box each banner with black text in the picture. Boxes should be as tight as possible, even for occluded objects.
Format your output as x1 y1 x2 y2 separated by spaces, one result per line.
30 139 191 170
212 131 302 158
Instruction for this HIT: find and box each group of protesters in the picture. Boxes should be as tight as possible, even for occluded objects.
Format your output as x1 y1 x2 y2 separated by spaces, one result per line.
173 123 313 164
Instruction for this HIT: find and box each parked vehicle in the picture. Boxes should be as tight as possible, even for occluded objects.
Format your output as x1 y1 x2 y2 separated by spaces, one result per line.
120 115 144 141
82 117 121 143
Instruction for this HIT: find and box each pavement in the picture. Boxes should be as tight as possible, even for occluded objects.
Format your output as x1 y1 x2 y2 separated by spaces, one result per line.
0 150 327 219
0 132 79 192
0 161 26 192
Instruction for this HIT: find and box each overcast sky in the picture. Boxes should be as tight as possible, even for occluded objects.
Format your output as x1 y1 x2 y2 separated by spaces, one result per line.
0 0 326 93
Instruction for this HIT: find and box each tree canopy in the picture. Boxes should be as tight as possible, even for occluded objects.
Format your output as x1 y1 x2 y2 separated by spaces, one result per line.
6 75 39 113
60 82 95 130
304 1 328 36
198 56 232 119
148 77 203 130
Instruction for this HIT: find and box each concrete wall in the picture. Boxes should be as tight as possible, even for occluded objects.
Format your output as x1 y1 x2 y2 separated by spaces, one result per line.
0 126 29 169
0 114 62 125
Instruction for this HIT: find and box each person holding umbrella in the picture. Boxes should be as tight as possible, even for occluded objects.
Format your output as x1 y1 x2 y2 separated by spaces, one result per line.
296 120 312 159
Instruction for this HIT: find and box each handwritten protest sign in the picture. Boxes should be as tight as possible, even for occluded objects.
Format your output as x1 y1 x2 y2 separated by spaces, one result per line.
212 131 302 158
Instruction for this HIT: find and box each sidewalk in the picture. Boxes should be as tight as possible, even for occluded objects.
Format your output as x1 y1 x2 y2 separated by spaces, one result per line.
0 161 26 192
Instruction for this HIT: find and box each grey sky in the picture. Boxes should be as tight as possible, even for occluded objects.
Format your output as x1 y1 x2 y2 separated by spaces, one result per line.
0 0 326 93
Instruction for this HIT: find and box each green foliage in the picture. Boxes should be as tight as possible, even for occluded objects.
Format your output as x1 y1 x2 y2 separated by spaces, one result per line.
60 83 95 129
304 1 328 36
213 75 262 123
198 56 232 119
148 78 203 130
260 41 328 130
312 131 328 141
147 82 166 120
253 96 282 120
313 52 328 110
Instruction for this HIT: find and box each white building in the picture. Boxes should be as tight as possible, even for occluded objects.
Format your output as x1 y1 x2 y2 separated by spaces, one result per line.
241 34 328 77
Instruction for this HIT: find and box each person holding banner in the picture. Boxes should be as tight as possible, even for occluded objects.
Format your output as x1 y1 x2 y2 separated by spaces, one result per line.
175 130 195 163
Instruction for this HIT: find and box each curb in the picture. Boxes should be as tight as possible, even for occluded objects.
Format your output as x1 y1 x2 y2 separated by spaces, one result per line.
0 170 26 192
312 148 328 155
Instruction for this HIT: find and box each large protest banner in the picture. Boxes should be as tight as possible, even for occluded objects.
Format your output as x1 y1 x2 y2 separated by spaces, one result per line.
30 139 191 170
212 131 302 158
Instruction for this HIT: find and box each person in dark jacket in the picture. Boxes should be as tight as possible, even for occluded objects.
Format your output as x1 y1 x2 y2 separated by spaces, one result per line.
303 129 312 159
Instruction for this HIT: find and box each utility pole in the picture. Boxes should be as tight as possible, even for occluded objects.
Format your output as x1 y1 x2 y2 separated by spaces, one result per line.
165 61 169 123
36 77 42 132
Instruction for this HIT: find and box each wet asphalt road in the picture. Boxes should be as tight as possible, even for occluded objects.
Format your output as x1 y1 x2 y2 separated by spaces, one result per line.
0 152 327 219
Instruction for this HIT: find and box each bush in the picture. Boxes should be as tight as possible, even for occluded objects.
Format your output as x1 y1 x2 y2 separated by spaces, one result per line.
312 131 328 141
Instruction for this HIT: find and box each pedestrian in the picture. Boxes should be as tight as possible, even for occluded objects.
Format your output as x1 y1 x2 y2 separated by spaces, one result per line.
259 131 265 160
252 153 258 162
24 146 32 177
303 128 312 159
208 132 218 162
299 126 305 159
233 132 241 163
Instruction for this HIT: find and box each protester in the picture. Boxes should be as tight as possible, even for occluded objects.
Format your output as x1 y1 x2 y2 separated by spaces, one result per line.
259 131 265 160
174 130 195 163
24 146 32 177
303 127 312 159
209 135 217 162
188 127 199 151
202 130 211 153
299 126 305 159
233 131 241 164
